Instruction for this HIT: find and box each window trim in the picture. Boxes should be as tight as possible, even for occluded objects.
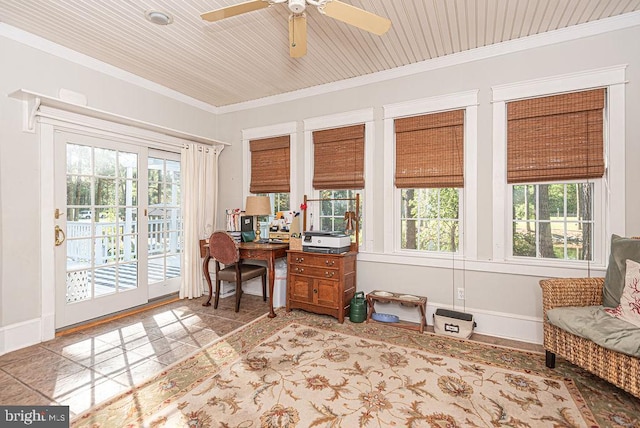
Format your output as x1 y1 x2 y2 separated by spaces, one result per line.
491 65 627 266
383 90 479 259
303 109 374 252
242 121 298 211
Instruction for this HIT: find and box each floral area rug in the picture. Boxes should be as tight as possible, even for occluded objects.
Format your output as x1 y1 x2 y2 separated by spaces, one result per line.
73 309 640 427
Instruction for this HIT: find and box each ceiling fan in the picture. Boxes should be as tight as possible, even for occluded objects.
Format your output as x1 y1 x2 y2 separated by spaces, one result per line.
201 0 391 58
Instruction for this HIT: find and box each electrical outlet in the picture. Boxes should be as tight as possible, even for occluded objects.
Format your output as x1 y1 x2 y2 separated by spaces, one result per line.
457 287 465 300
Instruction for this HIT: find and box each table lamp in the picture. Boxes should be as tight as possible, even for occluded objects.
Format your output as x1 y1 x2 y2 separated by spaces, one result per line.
244 196 271 242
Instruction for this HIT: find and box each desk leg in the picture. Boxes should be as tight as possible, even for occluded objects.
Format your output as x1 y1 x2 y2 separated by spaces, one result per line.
202 253 212 307
267 256 276 318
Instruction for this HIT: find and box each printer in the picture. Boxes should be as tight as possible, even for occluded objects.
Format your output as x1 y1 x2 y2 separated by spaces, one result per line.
303 231 352 254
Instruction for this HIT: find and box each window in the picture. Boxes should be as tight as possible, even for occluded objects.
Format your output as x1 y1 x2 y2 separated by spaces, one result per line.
311 125 365 242
249 134 291 231
317 190 362 241
304 109 373 250
395 110 464 254
512 183 594 260
243 124 297 238
401 188 459 252
506 89 605 261
252 192 290 238
492 67 628 267
271 193 290 213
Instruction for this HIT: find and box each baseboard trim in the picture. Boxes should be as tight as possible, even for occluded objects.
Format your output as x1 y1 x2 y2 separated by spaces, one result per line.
0 297 181 355
369 301 543 344
0 317 43 356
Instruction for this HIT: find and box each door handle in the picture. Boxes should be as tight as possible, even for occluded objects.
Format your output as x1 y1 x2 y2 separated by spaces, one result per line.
55 225 66 246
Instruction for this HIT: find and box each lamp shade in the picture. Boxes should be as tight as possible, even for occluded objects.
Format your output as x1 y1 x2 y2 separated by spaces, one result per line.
245 196 271 216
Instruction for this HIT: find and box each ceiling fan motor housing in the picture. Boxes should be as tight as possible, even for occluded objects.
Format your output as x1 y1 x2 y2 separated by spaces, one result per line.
288 0 306 14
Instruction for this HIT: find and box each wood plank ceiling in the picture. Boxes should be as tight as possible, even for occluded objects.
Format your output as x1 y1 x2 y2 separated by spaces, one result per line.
0 0 638 107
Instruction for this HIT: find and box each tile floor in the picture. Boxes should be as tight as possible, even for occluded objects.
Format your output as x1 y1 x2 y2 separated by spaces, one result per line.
0 294 542 418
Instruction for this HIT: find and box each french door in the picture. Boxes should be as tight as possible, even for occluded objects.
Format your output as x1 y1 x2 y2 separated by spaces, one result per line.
147 152 182 299
53 132 183 328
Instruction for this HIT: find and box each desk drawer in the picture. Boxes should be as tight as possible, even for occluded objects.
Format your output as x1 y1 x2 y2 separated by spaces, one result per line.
241 249 267 260
289 265 339 280
289 253 340 268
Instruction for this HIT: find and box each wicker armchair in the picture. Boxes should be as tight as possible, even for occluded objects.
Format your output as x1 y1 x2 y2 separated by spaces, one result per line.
540 277 640 398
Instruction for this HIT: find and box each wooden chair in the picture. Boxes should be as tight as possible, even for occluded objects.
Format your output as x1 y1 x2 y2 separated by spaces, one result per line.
209 231 267 312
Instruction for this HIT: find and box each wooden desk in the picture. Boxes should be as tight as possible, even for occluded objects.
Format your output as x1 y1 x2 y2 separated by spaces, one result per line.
200 239 289 318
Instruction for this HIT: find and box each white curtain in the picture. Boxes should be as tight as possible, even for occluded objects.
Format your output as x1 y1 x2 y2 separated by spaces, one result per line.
180 143 222 299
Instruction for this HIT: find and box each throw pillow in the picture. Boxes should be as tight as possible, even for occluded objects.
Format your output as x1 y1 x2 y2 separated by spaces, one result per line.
603 235 640 307
604 259 640 328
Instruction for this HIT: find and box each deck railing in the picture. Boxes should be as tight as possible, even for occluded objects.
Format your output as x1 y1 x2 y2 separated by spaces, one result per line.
66 219 181 264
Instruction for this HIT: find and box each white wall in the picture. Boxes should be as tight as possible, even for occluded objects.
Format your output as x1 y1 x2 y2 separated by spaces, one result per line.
0 34 218 335
214 25 640 343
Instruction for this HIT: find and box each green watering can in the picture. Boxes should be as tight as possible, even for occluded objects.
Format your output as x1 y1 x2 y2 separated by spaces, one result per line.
349 291 367 323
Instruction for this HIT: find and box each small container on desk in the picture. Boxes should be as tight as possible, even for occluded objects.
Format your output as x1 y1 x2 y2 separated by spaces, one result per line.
289 237 303 251
366 290 427 333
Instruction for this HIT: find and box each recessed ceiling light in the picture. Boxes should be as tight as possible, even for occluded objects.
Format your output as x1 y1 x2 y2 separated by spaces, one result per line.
145 10 173 25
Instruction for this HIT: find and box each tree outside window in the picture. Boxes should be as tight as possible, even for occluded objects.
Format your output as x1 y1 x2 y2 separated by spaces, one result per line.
401 188 459 252
512 183 593 260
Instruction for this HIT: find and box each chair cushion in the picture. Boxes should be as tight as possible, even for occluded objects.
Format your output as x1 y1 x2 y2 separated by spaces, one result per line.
603 234 640 307
217 264 266 282
547 305 640 358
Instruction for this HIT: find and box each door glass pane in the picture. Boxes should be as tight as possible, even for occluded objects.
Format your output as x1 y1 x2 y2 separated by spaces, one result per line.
95 178 116 206
120 208 138 234
66 239 91 270
67 144 92 175
147 157 182 285
119 152 138 179
65 144 138 303
167 255 181 279
118 263 138 290
67 176 92 206
95 148 116 177
119 179 138 206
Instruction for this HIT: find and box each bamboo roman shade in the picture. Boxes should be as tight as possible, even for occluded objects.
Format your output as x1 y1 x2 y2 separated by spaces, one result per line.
249 135 290 193
394 110 464 188
507 88 605 184
312 124 365 189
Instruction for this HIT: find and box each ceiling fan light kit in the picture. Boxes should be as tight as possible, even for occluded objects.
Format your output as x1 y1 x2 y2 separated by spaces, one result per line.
288 0 306 13
201 0 391 57
145 10 173 26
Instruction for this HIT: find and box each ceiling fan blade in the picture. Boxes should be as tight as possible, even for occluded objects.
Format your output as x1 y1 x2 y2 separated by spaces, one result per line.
289 14 307 58
201 0 270 22
322 0 391 35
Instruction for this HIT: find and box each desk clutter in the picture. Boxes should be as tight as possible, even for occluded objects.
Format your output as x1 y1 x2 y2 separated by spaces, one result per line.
225 207 301 243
